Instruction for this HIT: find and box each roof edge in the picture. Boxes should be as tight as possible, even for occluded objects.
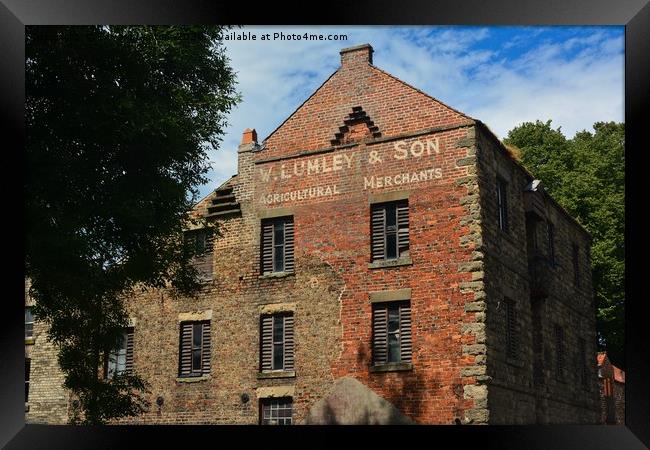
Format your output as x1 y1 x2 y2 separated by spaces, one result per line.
475 121 592 240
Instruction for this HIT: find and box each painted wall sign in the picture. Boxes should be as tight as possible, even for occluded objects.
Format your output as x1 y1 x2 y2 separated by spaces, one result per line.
258 137 444 205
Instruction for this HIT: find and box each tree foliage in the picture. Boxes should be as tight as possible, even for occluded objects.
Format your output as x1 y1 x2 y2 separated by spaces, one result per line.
504 120 625 368
25 26 239 423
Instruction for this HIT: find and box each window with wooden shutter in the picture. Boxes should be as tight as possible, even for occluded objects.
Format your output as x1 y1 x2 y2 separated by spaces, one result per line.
185 228 214 280
371 201 409 261
504 298 518 360
178 321 211 377
261 217 294 274
372 301 412 366
260 313 294 372
106 327 134 379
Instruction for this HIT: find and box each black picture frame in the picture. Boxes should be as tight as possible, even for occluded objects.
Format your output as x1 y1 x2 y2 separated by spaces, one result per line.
2 1 647 448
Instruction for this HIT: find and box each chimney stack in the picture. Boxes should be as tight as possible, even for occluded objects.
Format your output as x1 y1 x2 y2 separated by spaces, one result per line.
241 128 258 146
340 43 374 67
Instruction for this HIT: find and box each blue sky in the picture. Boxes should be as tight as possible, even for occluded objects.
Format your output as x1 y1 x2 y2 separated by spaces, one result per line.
200 26 624 199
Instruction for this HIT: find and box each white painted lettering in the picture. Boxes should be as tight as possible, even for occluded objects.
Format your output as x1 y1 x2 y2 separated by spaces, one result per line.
411 141 424 157
394 141 408 160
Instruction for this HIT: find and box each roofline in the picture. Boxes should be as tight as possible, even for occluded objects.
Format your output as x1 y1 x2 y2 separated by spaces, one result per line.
192 174 237 209
261 68 340 145
475 121 592 241
369 64 476 123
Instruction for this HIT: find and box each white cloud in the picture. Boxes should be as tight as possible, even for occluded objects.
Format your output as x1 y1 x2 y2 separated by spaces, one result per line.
199 26 623 198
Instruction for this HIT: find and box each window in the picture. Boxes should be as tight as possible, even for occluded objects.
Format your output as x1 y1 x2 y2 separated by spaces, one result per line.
106 328 134 379
25 307 34 340
260 313 294 372
504 298 518 360
185 229 214 279
371 200 409 261
578 337 588 388
260 397 293 425
547 222 556 265
25 358 31 402
496 178 509 232
372 301 412 365
179 321 211 377
572 244 581 287
554 324 565 379
261 216 294 274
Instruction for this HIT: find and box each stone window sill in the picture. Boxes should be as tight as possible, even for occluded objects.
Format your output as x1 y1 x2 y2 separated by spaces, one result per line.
176 375 210 383
257 370 296 379
258 271 295 280
25 338 35 345
370 362 413 373
368 257 413 270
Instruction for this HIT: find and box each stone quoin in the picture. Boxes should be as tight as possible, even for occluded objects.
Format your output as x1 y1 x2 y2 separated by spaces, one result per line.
26 44 600 425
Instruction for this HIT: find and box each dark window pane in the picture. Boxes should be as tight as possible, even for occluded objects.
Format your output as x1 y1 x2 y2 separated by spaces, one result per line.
386 203 396 227
25 308 34 323
388 307 399 332
273 317 284 341
274 221 285 246
273 343 284 370
387 333 400 363
193 323 202 348
386 233 397 259
274 246 284 272
192 349 201 372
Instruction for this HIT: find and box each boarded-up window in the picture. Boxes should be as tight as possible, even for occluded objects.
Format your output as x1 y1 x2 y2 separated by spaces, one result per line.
372 301 412 365
554 324 565 379
106 327 134 379
185 229 214 280
505 298 518 360
261 217 294 274
496 177 509 232
260 313 294 372
260 397 293 425
371 201 409 261
178 321 211 377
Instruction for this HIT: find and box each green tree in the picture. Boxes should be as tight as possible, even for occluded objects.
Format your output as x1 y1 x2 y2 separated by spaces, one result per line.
504 120 625 368
25 26 239 423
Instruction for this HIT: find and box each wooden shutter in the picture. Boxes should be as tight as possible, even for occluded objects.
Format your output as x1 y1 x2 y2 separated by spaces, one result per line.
284 314 294 370
397 201 409 257
284 218 295 273
260 315 273 371
201 322 211 374
372 306 388 365
399 302 412 363
179 322 193 377
261 221 274 274
125 328 134 374
371 205 386 261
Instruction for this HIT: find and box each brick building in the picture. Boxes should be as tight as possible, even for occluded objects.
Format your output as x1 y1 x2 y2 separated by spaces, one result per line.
26 44 600 425
597 352 625 424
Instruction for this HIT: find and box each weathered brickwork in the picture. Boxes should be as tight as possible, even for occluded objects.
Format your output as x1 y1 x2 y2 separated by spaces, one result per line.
27 44 599 424
475 124 600 424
